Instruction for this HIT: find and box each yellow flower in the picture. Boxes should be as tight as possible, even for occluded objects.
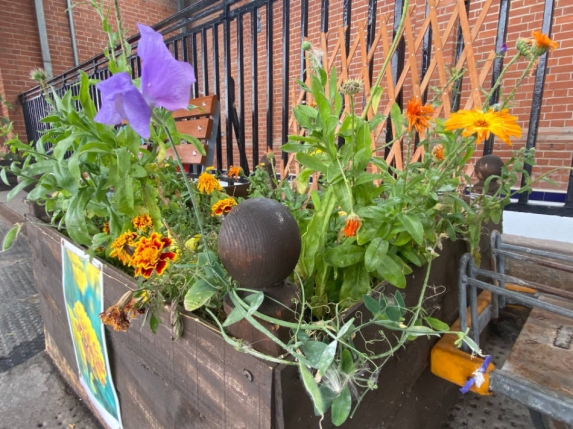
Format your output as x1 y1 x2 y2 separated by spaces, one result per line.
132 214 153 232
109 231 138 266
102 222 110 234
69 301 107 385
405 98 434 134
185 234 202 251
211 198 237 216
431 144 445 161
197 172 222 194
130 232 176 278
531 30 558 55
227 165 242 179
444 108 522 146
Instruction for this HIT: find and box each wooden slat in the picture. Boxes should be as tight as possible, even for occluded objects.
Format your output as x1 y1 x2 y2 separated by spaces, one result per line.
457 0 483 109
172 95 217 119
428 0 452 117
175 117 213 140
165 144 208 165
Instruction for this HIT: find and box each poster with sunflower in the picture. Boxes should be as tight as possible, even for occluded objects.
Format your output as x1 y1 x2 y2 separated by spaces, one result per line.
62 239 123 429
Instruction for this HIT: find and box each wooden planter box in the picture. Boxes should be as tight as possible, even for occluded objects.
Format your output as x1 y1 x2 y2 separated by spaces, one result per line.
28 220 494 429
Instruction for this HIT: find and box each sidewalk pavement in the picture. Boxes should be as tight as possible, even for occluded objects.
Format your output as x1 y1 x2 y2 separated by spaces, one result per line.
0 190 101 429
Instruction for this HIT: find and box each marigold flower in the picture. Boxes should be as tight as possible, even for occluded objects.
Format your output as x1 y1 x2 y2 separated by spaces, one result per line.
343 214 361 238
211 198 237 216
102 222 110 234
130 232 176 278
197 171 222 194
99 291 144 332
405 98 434 134
109 231 139 265
444 108 522 146
431 144 445 161
531 30 558 55
227 165 241 179
132 214 153 231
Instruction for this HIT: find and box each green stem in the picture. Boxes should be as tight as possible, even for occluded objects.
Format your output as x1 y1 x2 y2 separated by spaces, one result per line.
483 54 520 107
501 57 538 109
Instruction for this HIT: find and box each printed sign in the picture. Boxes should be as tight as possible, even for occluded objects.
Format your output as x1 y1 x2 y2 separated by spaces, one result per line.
62 239 123 429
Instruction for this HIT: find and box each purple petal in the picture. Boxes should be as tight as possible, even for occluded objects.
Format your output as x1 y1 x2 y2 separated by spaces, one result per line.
122 90 152 139
460 377 475 394
478 355 492 373
137 24 196 111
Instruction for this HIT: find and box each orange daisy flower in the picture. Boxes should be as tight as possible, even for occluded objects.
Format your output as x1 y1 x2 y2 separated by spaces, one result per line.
132 214 153 232
531 30 558 55
211 198 237 216
405 98 434 134
109 231 139 265
343 214 361 238
197 171 222 194
431 144 445 161
130 232 176 278
227 165 242 179
444 108 522 146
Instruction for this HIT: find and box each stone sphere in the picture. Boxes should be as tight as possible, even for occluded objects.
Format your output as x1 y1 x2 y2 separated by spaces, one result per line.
218 198 301 289
475 155 504 181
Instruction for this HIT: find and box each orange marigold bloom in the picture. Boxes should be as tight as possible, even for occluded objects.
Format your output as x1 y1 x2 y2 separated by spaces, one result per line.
405 98 434 134
132 214 153 231
130 232 176 278
431 144 445 161
211 198 237 216
343 214 361 238
444 108 522 146
227 165 241 179
109 231 138 266
197 171 222 194
102 222 110 234
531 30 558 55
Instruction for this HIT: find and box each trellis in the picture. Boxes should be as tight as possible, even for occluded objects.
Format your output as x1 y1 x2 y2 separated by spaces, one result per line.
284 0 498 177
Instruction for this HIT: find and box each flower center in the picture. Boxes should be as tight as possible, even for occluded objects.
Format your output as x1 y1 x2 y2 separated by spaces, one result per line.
475 119 488 127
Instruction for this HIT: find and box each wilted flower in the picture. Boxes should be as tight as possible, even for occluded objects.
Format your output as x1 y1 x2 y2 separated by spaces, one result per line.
185 234 202 251
460 355 492 393
211 198 237 216
431 144 445 161
227 165 242 179
444 108 522 146
109 231 139 265
197 171 222 194
94 24 196 139
30 68 48 83
343 214 361 238
499 42 508 54
405 98 434 134
99 291 144 332
130 232 176 278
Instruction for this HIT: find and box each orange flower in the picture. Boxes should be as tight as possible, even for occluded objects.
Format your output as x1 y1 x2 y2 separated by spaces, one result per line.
211 198 237 216
444 108 522 146
405 98 434 134
132 214 153 231
227 165 241 179
343 214 361 238
197 171 222 194
130 232 176 278
431 144 445 161
531 30 558 55
102 222 110 234
99 291 144 332
109 231 138 265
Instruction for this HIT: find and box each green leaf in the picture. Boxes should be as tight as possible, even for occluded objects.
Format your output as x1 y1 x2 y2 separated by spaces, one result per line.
370 86 384 113
299 361 325 416
318 340 337 376
332 181 353 214
340 263 370 302
6 179 33 201
293 105 317 130
1 223 22 252
364 238 389 272
296 152 328 174
390 102 404 137
282 142 313 153
304 340 327 368
399 213 424 245
184 279 217 311
363 294 380 316
375 255 406 288
53 135 76 161
79 71 96 118
296 168 313 194
0 168 9 186
394 291 405 311
324 245 364 268
244 291 264 315
113 176 134 213
331 385 352 426
78 142 114 154
340 349 355 375
222 306 245 327
149 313 160 334
385 306 402 322
65 188 93 245
115 147 131 178
425 317 450 331
337 318 354 339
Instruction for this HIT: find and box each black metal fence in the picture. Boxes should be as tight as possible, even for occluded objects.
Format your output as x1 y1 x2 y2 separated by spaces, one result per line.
18 0 573 214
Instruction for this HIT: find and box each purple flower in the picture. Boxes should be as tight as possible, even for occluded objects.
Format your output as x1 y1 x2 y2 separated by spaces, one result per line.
460 355 492 394
94 24 196 139
499 43 508 54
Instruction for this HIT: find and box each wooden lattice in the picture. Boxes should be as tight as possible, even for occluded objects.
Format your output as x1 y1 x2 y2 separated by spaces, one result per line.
283 0 497 177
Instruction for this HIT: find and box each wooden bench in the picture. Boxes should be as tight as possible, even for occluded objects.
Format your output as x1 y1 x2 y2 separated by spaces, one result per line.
165 94 219 176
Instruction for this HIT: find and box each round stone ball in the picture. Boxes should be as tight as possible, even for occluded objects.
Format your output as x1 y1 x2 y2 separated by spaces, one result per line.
217 198 301 290
475 155 504 181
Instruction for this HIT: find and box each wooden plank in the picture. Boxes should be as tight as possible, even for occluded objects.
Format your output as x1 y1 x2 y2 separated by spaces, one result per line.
428 0 452 117
175 117 213 140
457 0 483 109
165 143 208 165
172 95 217 119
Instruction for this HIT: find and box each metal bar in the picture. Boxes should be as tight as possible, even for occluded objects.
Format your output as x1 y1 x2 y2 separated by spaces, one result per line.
224 10 234 169
366 0 378 83
320 0 329 33
450 0 470 112
213 23 223 172
469 280 480 347
173 39 180 60
518 0 555 204
421 0 433 103
565 155 573 208
343 0 352 51
499 242 573 264
191 33 199 97
251 8 260 170
281 0 290 164
474 267 573 301
300 0 309 83
494 249 573 273
466 277 573 320
490 231 501 318
458 254 472 344
202 28 210 96
266 0 274 150
236 13 249 173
